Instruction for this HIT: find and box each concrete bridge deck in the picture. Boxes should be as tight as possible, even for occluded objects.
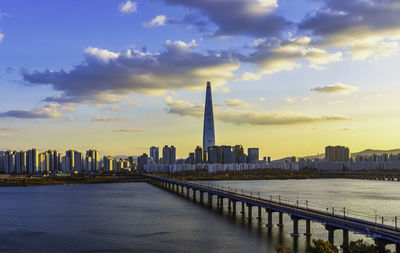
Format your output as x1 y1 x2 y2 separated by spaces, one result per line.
145 175 400 252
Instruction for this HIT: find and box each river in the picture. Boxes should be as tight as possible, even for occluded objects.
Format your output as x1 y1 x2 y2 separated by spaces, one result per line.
0 179 398 252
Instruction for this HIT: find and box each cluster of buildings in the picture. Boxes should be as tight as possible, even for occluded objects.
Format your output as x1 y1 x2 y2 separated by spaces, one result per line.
0 149 134 174
269 146 400 171
141 145 266 173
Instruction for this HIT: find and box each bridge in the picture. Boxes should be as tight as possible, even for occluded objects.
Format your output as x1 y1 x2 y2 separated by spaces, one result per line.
145 175 400 253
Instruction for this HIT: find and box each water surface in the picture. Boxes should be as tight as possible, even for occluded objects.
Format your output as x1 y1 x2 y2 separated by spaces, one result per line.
0 179 398 252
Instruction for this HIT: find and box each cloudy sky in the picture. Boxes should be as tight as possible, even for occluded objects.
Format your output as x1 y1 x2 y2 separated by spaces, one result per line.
0 0 400 159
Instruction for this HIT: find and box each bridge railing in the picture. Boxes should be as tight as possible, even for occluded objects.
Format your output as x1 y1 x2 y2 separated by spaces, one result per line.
191 181 399 231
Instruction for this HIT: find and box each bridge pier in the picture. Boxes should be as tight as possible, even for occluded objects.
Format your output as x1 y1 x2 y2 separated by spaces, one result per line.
186 187 190 198
241 202 246 216
193 189 196 201
208 193 212 207
247 204 253 220
266 209 274 228
228 199 232 212
199 191 204 204
341 229 349 252
277 212 285 227
257 206 262 223
396 243 400 253
304 219 312 236
232 200 236 215
375 238 388 253
219 197 224 211
290 216 300 237
325 224 338 245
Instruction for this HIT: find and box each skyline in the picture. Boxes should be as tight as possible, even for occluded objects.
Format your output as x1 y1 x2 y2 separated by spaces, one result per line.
1 0 400 159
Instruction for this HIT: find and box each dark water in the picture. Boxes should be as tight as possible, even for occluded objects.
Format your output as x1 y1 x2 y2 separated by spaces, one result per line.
0 179 398 252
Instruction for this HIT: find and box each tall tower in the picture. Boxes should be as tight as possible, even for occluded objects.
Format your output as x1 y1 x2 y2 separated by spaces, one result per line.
203 81 215 154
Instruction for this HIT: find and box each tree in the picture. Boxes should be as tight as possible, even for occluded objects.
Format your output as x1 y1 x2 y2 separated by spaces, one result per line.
348 239 390 253
276 245 293 253
309 239 338 253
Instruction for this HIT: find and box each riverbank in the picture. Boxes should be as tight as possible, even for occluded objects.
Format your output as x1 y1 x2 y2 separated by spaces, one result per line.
154 168 400 181
0 175 148 187
156 169 323 181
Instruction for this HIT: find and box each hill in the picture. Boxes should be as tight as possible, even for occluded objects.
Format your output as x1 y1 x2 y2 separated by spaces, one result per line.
272 149 400 162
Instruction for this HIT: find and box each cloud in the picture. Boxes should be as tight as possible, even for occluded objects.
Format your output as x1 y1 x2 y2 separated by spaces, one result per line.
0 104 67 119
163 0 290 37
259 97 266 102
339 128 352 131
218 111 350 126
84 47 119 62
22 40 238 105
164 96 203 117
299 0 400 60
0 33 3 43
225 98 253 108
310 83 358 94
238 72 261 81
92 116 120 122
240 36 342 74
165 97 350 126
113 128 144 133
119 1 137 14
143 15 167 28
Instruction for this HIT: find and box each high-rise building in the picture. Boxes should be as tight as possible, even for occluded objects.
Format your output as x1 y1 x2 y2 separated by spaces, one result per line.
74 151 82 172
203 81 215 157
233 145 244 163
103 156 114 171
65 150 75 172
194 146 203 164
137 153 148 170
325 146 335 161
162 145 176 164
5 151 15 174
248 148 259 164
150 146 159 164
15 151 26 174
86 150 99 171
208 146 222 164
221 145 234 164
27 149 38 174
325 146 351 162
186 153 195 164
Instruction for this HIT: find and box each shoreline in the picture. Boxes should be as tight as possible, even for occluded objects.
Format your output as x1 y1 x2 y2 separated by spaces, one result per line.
0 176 149 187
1 168 398 187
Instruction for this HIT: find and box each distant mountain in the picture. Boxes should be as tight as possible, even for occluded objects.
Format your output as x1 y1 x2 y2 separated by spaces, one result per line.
272 149 400 162
352 149 400 157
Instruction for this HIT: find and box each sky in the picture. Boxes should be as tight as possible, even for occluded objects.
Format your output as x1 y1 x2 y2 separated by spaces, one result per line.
0 0 400 159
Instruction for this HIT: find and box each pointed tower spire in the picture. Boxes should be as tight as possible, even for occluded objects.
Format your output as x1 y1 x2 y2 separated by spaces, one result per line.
203 81 215 154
